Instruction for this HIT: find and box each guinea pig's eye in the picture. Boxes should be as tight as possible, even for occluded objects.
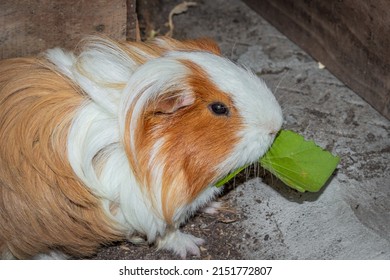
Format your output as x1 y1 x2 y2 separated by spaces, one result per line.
209 102 229 116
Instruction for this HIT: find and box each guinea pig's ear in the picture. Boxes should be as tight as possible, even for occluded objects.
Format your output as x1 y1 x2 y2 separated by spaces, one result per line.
153 93 195 114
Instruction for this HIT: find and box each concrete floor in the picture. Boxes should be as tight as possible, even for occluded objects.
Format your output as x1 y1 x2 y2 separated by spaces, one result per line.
169 0 390 259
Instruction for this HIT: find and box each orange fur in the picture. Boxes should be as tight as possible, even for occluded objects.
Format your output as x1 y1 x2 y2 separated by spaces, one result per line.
0 58 122 259
147 37 221 55
121 36 221 66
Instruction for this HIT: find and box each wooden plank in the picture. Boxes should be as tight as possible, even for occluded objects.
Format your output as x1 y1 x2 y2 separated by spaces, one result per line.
0 0 136 59
126 0 140 41
243 0 390 119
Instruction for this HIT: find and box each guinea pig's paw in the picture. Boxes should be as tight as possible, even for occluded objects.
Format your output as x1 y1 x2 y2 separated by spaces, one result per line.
158 230 204 259
202 201 223 215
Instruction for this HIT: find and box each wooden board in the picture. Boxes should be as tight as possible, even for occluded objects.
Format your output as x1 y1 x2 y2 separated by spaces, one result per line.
0 0 137 59
126 0 140 41
243 0 390 119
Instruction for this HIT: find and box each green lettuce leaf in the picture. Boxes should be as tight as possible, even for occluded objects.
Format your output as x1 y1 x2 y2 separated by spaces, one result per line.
215 130 340 192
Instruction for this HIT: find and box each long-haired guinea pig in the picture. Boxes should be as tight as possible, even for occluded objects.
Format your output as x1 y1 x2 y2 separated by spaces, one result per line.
0 36 283 259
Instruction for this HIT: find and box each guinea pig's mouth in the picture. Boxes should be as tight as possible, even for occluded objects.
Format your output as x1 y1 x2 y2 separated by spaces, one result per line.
213 130 281 187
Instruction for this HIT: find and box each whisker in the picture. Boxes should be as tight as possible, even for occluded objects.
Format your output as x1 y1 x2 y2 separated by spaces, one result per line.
273 67 290 96
274 73 306 111
230 40 238 58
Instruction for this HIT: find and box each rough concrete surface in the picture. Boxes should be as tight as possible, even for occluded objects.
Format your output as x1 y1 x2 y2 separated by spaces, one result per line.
93 0 390 259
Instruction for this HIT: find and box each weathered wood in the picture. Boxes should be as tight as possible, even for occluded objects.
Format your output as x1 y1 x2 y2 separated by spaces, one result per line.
243 0 390 119
126 0 140 41
0 0 137 59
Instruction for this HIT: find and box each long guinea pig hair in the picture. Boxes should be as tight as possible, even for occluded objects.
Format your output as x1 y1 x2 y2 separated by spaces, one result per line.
0 36 283 259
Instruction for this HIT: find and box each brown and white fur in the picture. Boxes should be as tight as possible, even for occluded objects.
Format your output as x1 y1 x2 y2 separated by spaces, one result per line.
0 37 283 259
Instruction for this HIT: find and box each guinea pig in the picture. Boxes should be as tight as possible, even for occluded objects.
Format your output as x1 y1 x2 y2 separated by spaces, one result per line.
0 36 283 259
